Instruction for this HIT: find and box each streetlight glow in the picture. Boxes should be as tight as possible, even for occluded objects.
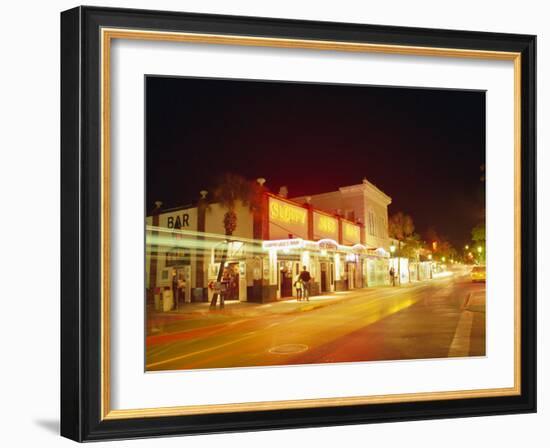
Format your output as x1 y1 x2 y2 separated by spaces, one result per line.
390 245 396 254
477 246 483 253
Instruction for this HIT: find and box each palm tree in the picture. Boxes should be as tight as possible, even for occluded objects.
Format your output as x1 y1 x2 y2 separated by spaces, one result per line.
209 173 263 308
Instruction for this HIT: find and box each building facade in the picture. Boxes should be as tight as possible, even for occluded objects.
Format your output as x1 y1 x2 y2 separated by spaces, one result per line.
146 180 394 308
291 178 392 252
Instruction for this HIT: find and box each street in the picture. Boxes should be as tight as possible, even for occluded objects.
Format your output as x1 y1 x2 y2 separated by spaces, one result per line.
146 267 485 371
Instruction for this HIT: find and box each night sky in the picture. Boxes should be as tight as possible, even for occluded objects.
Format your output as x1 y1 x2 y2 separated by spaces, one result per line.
146 76 485 248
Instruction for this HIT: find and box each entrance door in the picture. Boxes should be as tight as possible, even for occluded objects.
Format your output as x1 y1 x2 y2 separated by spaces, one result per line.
280 263 293 298
348 264 355 289
226 263 239 300
330 262 335 291
320 262 328 292
176 266 191 303
238 261 247 301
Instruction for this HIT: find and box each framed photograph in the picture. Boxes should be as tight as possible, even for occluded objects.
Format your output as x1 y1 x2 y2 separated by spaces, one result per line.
61 6 536 441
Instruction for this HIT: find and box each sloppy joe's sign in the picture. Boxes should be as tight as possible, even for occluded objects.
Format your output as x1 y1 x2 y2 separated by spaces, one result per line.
313 211 338 240
269 198 307 225
343 222 361 245
268 197 308 240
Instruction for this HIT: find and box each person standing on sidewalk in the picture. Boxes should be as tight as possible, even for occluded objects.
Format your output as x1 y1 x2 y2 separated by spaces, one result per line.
171 270 179 310
219 268 231 309
177 275 185 307
389 266 396 286
293 273 303 301
299 266 311 301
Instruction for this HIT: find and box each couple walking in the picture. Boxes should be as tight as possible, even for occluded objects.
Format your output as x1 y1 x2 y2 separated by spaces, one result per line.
294 266 311 301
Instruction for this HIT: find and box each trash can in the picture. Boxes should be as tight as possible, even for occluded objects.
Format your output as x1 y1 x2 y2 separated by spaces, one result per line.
161 288 173 312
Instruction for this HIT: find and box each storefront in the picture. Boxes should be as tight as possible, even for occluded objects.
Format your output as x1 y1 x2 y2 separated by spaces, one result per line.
389 257 410 285
147 188 393 308
365 256 390 286
262 239 314 299
207 240 250 302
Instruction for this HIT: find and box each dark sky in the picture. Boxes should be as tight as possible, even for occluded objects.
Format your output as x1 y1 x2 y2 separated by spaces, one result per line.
146 76 485 248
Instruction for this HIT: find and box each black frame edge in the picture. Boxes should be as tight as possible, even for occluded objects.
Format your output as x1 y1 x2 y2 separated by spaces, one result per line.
519 35 537 414
61 6 83 442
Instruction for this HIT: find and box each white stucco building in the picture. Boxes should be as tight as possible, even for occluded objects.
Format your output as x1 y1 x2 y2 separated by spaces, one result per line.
291 178 392 252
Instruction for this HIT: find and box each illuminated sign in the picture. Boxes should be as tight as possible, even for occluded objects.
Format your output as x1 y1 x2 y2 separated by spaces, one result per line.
269 198 307 225
167 214 190 228
352 243 367 254
317 238 339 251
263 239 304 250
314 212 338 239
165 248 188 266
343 222 360 244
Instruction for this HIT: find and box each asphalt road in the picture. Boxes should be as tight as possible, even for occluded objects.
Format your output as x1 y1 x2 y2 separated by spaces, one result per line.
146 269 485 371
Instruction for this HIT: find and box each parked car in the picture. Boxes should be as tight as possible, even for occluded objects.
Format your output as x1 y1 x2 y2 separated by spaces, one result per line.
471 265 486 282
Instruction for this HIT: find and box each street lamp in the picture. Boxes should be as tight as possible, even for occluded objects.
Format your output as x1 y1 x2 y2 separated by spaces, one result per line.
465 245 469 250
390 245 396 254
477 246 483 253
442 256 446 262
428 254 432 260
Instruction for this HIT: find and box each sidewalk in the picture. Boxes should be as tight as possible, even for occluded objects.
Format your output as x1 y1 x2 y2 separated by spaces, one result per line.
149 279 433 321
152 289 368 320
147 287 389 341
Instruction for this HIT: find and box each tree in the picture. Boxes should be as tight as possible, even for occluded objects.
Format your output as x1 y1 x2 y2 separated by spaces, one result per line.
400 233 422 260
209 174 263 308
424 227 440 252
471 223 486 264
422 227 457 262
388 212 415 242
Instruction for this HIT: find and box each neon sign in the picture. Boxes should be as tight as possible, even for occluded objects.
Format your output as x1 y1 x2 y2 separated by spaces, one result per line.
343 222 360 243
315 213 337 235
269 198 307 226
317 238 339 251
263 239 304 250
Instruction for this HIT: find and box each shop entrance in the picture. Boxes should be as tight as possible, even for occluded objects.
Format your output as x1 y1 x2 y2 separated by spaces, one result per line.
278 260 300 299
347 263 356 289
172 265 191 308
320 262 328 292
225 262 240 301
279 263 293 298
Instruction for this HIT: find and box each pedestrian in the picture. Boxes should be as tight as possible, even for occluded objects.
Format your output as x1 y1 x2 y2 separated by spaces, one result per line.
171 270 179 309
293 274 303 301
389 266 396 286
177 275 185 307
299 266 311 301
219 268 231 309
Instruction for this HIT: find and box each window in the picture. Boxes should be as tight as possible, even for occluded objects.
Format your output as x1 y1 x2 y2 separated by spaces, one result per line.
368 211 375 236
